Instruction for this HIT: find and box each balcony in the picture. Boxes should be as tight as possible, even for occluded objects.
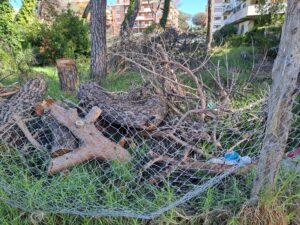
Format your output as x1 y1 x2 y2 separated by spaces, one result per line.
224 4 259 25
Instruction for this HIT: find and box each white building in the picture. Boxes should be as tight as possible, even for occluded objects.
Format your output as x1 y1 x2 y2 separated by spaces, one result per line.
223 0 286 34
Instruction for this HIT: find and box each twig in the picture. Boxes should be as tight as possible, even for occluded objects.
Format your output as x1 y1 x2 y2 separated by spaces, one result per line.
13 115 43 149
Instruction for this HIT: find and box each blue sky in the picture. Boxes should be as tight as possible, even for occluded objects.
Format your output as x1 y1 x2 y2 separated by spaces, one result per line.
107 0 206 15
11 0 207 16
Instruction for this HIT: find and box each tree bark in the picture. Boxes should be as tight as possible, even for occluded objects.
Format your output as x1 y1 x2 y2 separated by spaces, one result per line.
206 0 214 51
159 0 170 29
120 0 140 36
78 82 168 131
90 0 107 81
0 78 47 132
47 104 131 174
56 59 80 92
251 0 300 198
82 0 91 19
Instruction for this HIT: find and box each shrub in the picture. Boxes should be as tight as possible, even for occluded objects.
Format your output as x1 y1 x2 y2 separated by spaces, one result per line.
226 35 246 47
37 9 90 65
213 24 237 46
0 42 34 82
244 26 281 53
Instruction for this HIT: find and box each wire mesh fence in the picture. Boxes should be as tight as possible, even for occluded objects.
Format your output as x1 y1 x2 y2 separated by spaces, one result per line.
0 83 299 219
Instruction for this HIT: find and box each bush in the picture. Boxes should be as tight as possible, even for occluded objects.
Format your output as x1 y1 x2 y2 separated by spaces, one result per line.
213 24 237 46
244 26 281 52
0 42 34 82
36 9 90 65
226 35 246 47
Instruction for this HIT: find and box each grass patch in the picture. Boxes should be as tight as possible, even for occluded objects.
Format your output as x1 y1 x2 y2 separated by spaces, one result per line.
101 71 143 92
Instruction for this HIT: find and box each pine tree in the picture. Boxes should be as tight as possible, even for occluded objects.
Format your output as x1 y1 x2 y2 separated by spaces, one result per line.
0 0 14 36
16 0 37 25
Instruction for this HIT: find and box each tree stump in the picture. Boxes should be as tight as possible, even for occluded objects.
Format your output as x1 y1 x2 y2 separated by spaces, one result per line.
56 59 80 92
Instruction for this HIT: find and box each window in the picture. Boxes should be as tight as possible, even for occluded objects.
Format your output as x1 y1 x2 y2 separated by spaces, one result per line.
214 7 223 12
214 17 221 20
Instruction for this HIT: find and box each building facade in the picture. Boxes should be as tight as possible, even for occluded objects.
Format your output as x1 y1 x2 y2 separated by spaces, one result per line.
223 0 286 34
223 0 260 34
110 0 179 35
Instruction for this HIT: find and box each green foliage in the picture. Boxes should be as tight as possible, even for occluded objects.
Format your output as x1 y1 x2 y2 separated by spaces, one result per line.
255 0 285 26
0 42 34 82
159 0 170 29
37 9 90 65
226 35 246 47
244 26 281 52
15 0 37 25
213 24 237 46
0 0 22 50
144 23 161 34
121 0 136 32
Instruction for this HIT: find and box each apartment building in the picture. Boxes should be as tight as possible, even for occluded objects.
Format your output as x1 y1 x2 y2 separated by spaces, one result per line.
110 0 179 35
223 0 260 34
213 0 227 32
223 0 286 34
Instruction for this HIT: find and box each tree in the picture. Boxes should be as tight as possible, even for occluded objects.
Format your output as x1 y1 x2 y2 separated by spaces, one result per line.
192 12 206 27
159 0 170 29
0 0 13 38
256 0 286 25
16 0 37 25
178 11 190 31
251 0 300 198
0 0 22 49
120 0 140 35
206 0 213 51
90 0 107 81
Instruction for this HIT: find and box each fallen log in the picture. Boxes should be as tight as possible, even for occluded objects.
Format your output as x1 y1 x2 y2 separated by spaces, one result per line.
78 82 168 131
0 78 47 133
47 103 131 174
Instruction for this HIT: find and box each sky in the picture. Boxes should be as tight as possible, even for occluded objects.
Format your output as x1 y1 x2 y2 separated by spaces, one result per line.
11 0 207 16
107 0 207 15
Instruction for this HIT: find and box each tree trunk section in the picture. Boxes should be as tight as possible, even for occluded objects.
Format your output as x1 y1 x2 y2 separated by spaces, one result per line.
78 82 168 131
0 78 47 132
206 0 214 51
56 59 80 92
90 0 107 81
251 0 300 198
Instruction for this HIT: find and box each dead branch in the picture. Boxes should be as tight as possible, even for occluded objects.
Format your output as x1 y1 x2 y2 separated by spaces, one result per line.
13 115 43 149
47 104 131 174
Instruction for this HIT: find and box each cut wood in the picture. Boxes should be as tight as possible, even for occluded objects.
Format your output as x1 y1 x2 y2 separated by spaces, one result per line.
78 82 168 131
56 59 80 92
0 78 47 133
47 103 131 174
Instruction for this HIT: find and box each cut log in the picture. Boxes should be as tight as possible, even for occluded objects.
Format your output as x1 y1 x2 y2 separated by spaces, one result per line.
47 103 131 174
78 82 168 131
56 59 80 92
0 78 47 133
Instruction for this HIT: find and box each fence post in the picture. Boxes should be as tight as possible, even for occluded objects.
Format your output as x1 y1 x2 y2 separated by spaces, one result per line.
251 0 300 198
